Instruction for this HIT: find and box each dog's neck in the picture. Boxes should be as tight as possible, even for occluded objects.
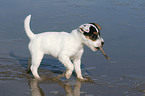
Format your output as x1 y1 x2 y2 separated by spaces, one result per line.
71 29 84 46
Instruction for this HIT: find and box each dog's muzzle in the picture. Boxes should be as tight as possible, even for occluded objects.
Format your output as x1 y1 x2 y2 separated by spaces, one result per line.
95 41 104 50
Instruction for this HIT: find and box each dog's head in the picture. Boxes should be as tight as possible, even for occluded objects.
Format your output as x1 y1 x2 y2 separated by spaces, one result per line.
78 23 104 51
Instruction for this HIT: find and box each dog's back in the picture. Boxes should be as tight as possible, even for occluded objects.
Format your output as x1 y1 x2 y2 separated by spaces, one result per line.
29 32 73 57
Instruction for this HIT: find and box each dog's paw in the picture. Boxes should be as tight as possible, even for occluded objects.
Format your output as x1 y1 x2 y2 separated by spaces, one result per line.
65 69 73 79
77 77 88 81
34 76 42 81
65 73 72 79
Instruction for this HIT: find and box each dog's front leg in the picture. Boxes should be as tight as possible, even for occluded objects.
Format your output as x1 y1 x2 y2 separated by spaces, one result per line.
73 58 87 81
59 55 74 79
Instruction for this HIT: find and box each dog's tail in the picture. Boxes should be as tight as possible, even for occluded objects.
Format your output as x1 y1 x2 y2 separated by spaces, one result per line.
24 14 35 40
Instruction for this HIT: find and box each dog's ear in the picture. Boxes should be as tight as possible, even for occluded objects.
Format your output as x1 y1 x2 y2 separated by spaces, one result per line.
79 25 84 33
94 23 101 30
79 24 90 33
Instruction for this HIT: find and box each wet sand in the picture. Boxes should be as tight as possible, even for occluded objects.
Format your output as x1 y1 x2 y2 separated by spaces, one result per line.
0 0 145 96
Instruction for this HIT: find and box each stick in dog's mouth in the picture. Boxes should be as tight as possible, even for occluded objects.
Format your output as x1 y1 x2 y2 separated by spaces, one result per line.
99 47 110 60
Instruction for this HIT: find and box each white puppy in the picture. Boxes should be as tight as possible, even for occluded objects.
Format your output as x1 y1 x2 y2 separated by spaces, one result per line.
24 15 104 80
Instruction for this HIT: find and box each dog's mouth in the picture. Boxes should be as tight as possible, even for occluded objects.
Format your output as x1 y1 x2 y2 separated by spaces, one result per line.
95 47 100 51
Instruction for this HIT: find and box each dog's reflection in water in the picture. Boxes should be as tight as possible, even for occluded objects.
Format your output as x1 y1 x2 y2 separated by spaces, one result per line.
28 79 45 96
59 80 82 96
28 79 83 96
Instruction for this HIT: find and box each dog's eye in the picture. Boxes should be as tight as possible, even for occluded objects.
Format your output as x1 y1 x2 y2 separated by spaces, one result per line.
90 34 98 41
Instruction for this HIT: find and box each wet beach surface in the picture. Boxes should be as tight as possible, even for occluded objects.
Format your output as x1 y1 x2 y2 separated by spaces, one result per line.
0 0 145 96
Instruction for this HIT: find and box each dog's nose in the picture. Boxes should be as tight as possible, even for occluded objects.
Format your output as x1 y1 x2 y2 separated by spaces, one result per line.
101 41 104 46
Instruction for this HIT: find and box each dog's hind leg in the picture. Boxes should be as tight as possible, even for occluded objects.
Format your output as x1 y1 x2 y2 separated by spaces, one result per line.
30 52 44 80
27 57 32 73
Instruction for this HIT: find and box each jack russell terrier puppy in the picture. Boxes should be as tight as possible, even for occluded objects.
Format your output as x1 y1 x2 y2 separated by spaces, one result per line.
24 15 104 81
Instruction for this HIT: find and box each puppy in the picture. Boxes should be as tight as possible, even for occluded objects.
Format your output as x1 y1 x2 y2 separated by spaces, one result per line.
24 15 104 80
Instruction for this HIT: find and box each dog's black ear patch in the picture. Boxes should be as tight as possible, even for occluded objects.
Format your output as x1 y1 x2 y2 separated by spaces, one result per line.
83 26 99 41
83 25 99 35
83 23 102 41
90 23 101 30
90 23 101 36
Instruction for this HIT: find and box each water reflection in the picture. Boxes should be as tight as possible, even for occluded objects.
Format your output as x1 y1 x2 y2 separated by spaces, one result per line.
29 79 45 96
59 80 82 96
28 79 83 96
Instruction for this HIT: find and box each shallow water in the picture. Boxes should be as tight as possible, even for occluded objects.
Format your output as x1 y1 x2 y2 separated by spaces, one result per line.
0 0 145 96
